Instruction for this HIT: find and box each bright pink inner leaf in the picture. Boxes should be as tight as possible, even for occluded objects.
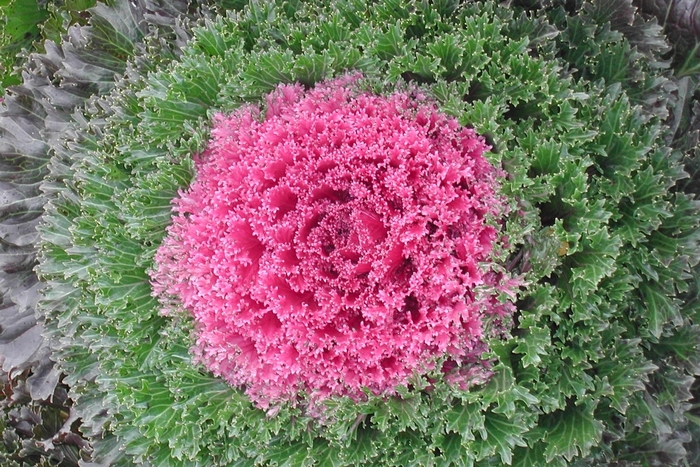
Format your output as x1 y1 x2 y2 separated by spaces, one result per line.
151 75 513 407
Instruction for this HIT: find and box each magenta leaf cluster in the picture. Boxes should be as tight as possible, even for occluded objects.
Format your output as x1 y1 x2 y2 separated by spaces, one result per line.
151 75 512 407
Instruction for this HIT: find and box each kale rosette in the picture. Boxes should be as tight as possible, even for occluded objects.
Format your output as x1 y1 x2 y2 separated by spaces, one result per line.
30 1 700 465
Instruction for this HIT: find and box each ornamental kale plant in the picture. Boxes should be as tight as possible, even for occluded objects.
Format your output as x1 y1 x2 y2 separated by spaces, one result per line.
151 76 512 407
0 0 695 466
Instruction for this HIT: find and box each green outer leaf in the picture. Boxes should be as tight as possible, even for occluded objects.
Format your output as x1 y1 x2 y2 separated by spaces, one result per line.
542 403 604 462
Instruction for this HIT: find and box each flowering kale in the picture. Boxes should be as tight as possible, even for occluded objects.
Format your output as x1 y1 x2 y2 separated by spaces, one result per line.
27 1 700 465
151 76 511 406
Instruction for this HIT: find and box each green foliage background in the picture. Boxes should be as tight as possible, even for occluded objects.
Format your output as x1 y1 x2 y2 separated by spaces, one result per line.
0 0 98 92
0 0 699 465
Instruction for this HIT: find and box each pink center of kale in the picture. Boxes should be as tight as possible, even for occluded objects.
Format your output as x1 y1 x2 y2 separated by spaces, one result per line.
151 75 510 407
